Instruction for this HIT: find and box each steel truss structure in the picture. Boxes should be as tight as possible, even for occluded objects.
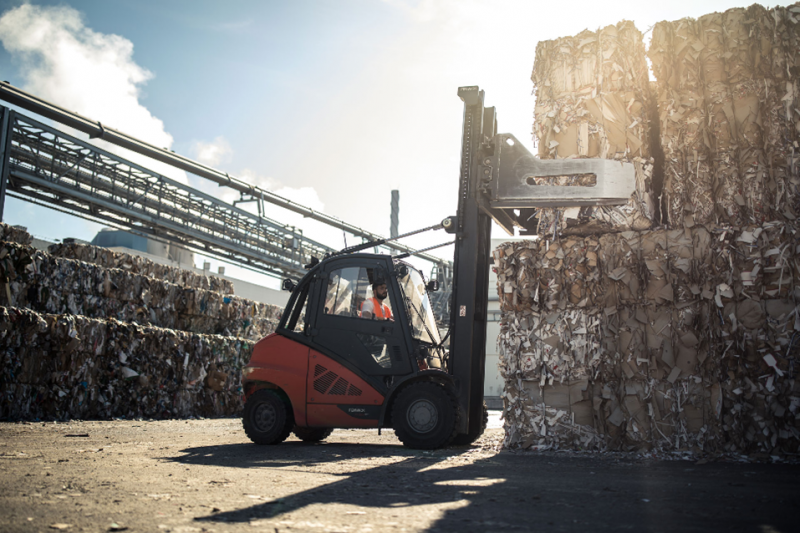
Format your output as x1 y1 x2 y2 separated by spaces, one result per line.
0 81 454 321
0 106 333 279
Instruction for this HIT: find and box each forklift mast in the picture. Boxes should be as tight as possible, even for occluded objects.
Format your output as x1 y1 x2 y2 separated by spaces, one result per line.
447 86 636 436
449 87 495 435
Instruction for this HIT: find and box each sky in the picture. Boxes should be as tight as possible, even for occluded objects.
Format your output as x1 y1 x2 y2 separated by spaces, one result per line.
0 0 766 287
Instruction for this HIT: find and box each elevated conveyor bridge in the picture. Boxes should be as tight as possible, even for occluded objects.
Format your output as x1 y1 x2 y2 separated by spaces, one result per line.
0 82 453 299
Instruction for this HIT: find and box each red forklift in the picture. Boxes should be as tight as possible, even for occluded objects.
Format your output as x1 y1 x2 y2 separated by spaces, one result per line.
241 86 635 449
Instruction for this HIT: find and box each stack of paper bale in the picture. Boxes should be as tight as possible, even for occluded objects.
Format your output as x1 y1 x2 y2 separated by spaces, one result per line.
48 242 234 294
649 4 800 226
0 224 283 421
497 223 799 454
499 5 800 455
531 20 657 236
0 306 254 420
0 241 281 340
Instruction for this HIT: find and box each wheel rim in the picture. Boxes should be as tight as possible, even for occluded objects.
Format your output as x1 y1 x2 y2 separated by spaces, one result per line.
406 398 438 434
253 401 277 432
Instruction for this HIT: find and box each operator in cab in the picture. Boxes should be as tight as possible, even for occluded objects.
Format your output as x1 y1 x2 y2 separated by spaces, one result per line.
360 279 393 320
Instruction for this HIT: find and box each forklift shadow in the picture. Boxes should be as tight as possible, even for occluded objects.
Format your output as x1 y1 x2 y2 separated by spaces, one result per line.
165 440 419 469
184 445 512 529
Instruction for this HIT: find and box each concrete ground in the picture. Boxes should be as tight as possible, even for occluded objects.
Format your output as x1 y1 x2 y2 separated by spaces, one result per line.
1 414 798 532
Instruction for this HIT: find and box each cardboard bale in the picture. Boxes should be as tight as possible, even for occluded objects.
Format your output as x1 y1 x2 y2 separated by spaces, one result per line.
0 223 32 246
48 242 234 294
497 221 800 454
650 3 800 228
531 20 656 235
0 306 257 421
0 241 281 341
649 20 715 227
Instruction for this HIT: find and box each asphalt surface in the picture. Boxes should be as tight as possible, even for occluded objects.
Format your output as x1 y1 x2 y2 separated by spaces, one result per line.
0 415 798 532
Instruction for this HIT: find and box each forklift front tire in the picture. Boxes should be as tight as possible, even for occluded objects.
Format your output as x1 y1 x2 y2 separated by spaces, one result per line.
293 426 334 442
450 401 488 446
392 382 458 450
243 389 294 445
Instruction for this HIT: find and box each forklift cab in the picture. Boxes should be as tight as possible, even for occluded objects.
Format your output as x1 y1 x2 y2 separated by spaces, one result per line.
242 253 456 449
285 253 442 378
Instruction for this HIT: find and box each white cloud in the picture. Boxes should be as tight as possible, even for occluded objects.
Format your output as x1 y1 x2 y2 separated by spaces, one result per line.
185 153 343 251
0 4 187 183
190 136 233 168
271 185 350 251
232 171 346 251
238 168 280 191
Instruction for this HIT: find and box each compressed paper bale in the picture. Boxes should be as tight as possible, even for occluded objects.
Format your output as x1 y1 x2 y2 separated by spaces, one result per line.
504 380 605 450
696 13 744 224
47 242 234 295
0 305 257 421
0 223 33 246
649 4 800 228
531 21 656 236
649 20 715 227
497 217 800 453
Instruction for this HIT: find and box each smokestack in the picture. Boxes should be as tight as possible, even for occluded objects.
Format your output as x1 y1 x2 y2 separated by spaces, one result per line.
390 190 399 238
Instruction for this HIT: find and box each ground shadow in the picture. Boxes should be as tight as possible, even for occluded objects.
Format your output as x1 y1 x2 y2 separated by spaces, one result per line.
167 440 800 532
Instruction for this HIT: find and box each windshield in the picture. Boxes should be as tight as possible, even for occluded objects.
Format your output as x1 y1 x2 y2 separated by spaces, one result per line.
396 262 441 345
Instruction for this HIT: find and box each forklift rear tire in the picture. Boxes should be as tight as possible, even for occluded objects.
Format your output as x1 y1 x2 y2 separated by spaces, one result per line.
293 426 334 442
392 382 458 450
242 389 294 445
450 401 488 446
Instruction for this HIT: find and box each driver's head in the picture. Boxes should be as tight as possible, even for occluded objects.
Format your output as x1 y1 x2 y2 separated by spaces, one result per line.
372 279 388 301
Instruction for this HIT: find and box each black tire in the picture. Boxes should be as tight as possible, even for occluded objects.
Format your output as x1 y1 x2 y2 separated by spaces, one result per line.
242 389 294 445
392 382 458 450
450 401 488 446
293 426 334 442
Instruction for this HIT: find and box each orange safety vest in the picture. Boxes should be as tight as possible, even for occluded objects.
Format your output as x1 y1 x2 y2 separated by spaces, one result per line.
362 297 392 320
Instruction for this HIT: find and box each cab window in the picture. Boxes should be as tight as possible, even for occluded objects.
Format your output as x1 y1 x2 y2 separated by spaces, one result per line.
324 267 392 319
282 282 309 333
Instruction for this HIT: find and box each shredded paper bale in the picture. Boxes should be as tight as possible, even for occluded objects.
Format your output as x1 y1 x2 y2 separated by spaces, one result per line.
531 20 657 235
649 4 800 227
0 306 254 420
496 222 800 454
48 242 234 294
0 223 282 421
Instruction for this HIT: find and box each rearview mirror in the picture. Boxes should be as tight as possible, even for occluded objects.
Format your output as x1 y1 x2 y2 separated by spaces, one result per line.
282 279 297 292
395 265 409 278
426 280 439 292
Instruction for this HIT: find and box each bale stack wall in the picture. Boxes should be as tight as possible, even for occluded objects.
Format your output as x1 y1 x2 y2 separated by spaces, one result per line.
500 4 800 455
0 224 282 420
0 306 254 420
1 241 280 341
48 242 234 294
497 223 800 454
